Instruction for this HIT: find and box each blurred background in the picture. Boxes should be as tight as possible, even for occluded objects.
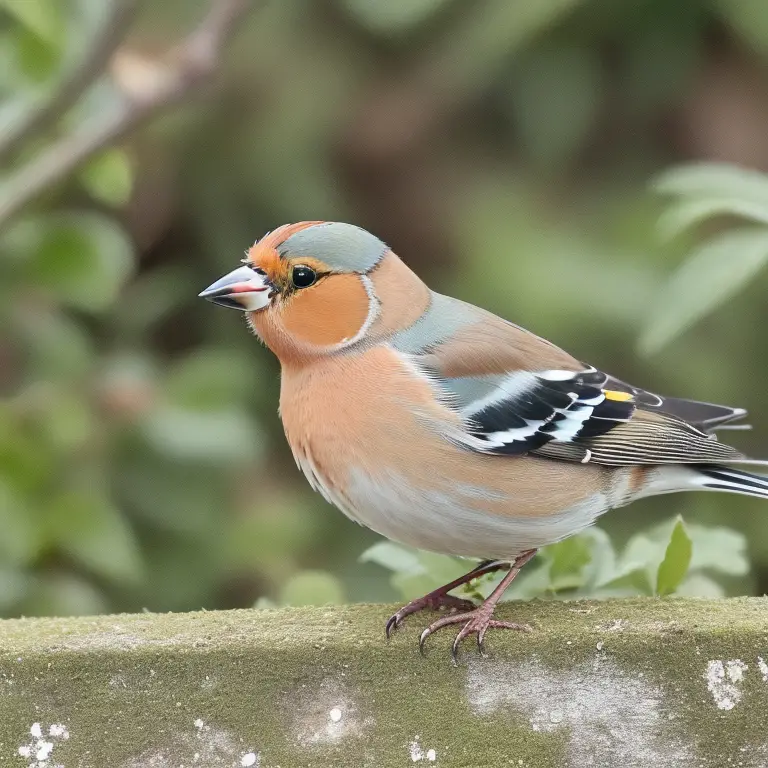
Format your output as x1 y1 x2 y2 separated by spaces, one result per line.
2 0 768 617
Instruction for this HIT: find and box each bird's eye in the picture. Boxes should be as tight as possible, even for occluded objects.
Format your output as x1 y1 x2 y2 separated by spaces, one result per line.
291 265 317 289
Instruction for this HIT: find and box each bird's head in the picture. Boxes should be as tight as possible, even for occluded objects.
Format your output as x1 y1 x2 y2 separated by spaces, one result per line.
199 221 428 364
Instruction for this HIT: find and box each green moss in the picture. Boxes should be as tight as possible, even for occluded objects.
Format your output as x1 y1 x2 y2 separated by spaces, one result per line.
0 598 766 766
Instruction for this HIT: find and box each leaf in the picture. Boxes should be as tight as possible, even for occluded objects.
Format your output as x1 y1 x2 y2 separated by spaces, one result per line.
657 197 768 241
0 410 55 495
501 559 553 600
20 572 108 617
359 541 422 574
340 0 452 35
546 534 593 590
686 524 749 576
0 566 28 610
279 570 345 606
12 307 95 381
79 149 133 207
579 528 619 590
224 499 319 570
165 348 257 410
594 567 655 598
656 518 693 596
416 551 470 585
638 228 768 354
112 266 198 338
0 0 62 43
40 391 94 453
714 0 768 58
0 479 41 565
141 404 263 464
655 162 768 209
12 212 135 313
390 571 443 602
46 491 144 584
116 456 227 536
11 22 60 80
675 573 725 598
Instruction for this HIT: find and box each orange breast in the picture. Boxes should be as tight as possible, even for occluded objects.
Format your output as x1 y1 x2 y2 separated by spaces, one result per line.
278 346 611 524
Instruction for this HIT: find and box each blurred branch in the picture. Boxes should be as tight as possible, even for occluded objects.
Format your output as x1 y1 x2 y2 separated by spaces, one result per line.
0 0 140 166
0 0 252 232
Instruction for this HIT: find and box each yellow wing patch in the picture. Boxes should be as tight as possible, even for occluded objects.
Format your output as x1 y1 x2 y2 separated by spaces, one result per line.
603 389 634 402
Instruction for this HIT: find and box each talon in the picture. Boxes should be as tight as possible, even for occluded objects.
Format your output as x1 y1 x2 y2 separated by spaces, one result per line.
385 615 399 639
384 592 478 637
451 634 461 662
419 627 431 656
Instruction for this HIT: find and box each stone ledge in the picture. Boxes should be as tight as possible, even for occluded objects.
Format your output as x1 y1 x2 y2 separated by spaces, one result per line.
0 597 767 767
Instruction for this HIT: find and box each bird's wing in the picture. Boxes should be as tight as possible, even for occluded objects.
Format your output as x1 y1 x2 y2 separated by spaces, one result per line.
413 295 746 467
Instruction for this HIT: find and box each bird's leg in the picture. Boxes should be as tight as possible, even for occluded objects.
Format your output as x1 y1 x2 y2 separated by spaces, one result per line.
385 559 507 638
418 549 538 661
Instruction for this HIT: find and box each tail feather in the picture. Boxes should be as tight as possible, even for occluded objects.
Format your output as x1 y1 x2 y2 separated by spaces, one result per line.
696 465 768 500
637 463 768 501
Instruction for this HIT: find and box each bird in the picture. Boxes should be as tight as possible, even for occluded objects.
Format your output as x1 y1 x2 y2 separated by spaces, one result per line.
200 220 766 660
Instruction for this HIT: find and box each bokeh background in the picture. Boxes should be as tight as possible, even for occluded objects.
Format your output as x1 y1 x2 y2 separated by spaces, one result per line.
2 0 768 617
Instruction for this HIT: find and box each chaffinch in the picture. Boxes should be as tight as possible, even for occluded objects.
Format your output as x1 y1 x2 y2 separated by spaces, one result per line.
200 221 764 659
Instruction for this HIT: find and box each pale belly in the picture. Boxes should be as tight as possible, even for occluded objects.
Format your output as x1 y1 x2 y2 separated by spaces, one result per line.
293 445 615 560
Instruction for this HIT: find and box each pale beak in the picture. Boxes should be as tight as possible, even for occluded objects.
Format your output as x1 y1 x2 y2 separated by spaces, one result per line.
198 266 272 311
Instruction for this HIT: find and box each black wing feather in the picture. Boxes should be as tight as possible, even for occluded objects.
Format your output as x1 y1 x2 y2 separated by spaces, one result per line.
465 364 747 466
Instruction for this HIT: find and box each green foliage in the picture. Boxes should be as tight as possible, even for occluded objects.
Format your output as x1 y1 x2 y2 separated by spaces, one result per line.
340 0 453 36
0 0 63 45
6 211 135 312
643 163 768 353
79 149 133 207
278 570 345 606
361 517 748 602
656 518 693 595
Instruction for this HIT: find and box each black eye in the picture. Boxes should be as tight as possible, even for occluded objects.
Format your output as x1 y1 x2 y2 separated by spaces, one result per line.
291 265 316 289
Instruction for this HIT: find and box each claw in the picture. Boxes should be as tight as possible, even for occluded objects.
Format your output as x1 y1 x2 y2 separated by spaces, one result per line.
477 627 486 656
419 627 431 656
385 593 477 639
451 635 460 662
417 609 532 661
385 615 399 639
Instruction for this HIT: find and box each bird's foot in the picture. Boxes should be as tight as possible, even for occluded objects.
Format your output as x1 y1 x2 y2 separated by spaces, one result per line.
418 603 531 662
386 593 476 638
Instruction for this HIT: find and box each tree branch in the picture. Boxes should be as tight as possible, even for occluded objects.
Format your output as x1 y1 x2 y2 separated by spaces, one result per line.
0 0 140 166
0 0 252 232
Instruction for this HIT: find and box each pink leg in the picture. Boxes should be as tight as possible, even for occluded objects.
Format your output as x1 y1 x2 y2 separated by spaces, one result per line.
385 560 507 638
418 549 538 662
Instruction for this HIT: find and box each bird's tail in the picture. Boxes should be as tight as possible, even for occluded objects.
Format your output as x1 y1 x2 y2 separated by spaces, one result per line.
694 465 768 500
640 463 768 501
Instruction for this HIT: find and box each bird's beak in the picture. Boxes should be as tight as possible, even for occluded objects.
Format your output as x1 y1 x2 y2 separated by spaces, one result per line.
198 266 272 311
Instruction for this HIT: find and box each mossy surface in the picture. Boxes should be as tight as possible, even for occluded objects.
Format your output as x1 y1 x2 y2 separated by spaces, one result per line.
0 598 767 767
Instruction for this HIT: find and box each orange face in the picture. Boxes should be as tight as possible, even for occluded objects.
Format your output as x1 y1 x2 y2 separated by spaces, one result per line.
200 223 379 363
